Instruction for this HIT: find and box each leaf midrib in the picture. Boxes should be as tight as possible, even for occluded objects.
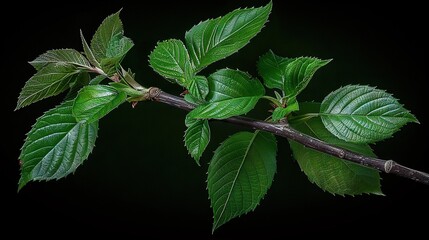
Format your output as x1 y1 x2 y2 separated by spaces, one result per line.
208 95 260 104
320 113 413 120
19 71 79 106
213 131 259 230
32 123 79 177
102 25 122 56
164 43 187 76
32 60 91 70
209 10 260 54
268 52 287 91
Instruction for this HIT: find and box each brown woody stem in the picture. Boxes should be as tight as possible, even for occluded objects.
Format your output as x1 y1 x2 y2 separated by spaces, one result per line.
148 87 429 185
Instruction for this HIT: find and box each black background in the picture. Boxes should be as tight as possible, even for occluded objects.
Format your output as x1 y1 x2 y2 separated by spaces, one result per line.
3 1 428 238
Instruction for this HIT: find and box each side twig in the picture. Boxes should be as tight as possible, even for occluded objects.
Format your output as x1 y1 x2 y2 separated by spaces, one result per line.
148 87 429 185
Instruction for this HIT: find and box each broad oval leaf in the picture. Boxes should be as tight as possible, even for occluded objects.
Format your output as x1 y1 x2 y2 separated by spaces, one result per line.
320 85 418 143
16 64 80 109
19 100 98 190
90 10 123 62
185 2 272 71
258 50 330 98
289 103 382 196
149 39 193 85
73 85 126 123
184 119 210 165
188 69 265 119
208 131 277 232
30 49 92 71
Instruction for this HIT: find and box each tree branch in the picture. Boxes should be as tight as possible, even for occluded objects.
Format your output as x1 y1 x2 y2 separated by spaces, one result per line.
148 87 429 185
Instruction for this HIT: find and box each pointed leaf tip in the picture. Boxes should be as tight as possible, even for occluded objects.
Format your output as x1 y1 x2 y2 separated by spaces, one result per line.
90 10 124 63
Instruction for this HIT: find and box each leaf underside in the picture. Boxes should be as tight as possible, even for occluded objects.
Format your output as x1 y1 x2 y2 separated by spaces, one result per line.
320 85 418 143
16 64 79 109
100 36 134 75
30 49 91 71
89 10 134 75
80 30 101 68
289 103 382 196
19 101 98 190
90 10 123 62
208 131 277 232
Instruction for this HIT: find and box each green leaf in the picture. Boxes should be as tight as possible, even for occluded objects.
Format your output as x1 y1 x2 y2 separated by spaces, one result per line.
16 64 80 109
208 131 277 232
88 10 133 75
320 85 418 143
184 119 210 165
80 30 101 68
149 39 193 85
73 85 126 123
90 10 123 62
30 49 92 71
272 107 288 121
188 69 265 119
19 100 98 190
258 50 330 98
184 93 200 105
257 50 292 90
187 75 208 101
100 36 134 75
289 103 382 196
272 99 299 121
185 2 272 71
106 36 133 58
